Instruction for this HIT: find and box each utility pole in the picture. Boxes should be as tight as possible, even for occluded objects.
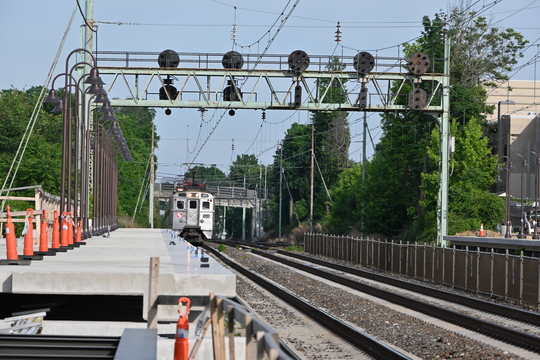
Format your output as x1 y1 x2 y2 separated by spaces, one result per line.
437 30 451 247
278 144 283 242
310 125 314 233
149 122 155 228
362 111 367 238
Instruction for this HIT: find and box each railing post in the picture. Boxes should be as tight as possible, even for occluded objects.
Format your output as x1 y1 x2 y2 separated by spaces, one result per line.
442 246 445 285
465 246 468 290
476 247 480 294
398 240 403 275
432 244 435 281
505 249 509 301
491 248 495 297
390 240 394 273
377 239 381 270
452 245 456 289
520 250 524 304
414 242 418 278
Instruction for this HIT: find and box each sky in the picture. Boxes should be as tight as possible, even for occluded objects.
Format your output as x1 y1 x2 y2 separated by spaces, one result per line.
1 0 539 182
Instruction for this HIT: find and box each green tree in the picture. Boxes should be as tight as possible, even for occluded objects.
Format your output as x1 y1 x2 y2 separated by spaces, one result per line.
114 106 158 227
328 2 525 241
0 87 63 197
183 165 227 185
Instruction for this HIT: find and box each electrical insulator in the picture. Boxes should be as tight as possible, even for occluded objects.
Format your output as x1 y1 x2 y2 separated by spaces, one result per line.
335 22 341 43
408 87 427 110
408 53 430 75
358 86 368 109
262 110 266 120
232 139 235 151
353 52 375 75
294 84 302 108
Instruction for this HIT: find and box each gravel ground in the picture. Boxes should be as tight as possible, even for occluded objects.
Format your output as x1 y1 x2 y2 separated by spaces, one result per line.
212 244 539 360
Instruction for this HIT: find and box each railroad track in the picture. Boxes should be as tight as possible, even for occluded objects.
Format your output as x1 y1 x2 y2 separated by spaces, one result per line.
218 241 540 354
202 243 415 360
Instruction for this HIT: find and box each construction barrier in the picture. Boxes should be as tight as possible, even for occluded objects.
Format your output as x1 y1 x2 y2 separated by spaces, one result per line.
174 297 190 360
39 210 48 252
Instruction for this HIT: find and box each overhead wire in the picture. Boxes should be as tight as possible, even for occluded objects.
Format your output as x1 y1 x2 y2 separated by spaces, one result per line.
0 6 78 216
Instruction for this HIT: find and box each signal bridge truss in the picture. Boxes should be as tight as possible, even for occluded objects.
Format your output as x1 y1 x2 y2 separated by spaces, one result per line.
96 51 446 116
96 50 449 247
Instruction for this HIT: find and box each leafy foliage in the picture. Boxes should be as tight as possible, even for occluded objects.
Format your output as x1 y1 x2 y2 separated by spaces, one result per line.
0 87 63 198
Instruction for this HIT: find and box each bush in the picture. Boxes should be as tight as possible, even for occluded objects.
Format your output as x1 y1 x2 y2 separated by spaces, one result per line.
218 244 227 252
285 245 304 252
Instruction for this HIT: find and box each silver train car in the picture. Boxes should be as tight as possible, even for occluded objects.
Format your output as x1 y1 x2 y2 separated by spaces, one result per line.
168 183 214 244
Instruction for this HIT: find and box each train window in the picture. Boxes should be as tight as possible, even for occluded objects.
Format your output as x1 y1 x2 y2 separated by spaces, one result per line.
189 200 197 209
177 200 184 209
202 201 210 210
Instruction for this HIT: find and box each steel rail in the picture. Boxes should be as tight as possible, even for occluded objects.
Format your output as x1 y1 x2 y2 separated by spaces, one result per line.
275 249 540 327
202 244 413 360
250 249 540 354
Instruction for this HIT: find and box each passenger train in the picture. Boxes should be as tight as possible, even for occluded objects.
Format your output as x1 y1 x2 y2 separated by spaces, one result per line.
167 181 214 244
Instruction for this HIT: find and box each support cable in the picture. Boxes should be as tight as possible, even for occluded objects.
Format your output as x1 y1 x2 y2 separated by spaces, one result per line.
0 6 77 215
312 154 332 203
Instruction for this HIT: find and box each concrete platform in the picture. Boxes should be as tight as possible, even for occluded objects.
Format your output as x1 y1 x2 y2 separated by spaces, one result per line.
445 235 540 255
0 228 235 301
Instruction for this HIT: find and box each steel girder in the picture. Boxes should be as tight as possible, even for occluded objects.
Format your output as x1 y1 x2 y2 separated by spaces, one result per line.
97 67 445 112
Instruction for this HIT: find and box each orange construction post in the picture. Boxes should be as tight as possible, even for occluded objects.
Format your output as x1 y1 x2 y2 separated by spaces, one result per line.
67 213 74 245
61 212 69 247
23 209 35 256
174 297 191 360
4 206 18 261
52 210 60 249
39 210 49 252
75 220 82 243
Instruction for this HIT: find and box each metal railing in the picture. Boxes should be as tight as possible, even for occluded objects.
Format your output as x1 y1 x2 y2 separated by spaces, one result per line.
304 233 540 307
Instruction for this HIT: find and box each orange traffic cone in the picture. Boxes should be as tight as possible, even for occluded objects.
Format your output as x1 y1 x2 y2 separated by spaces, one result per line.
61 212 69 247
75 220 82 243
39 210 48 252
52 210 60 249
67 213 74 246
174 297 191 360
479 223 486 237
23 209 35 256
4 206 18 261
